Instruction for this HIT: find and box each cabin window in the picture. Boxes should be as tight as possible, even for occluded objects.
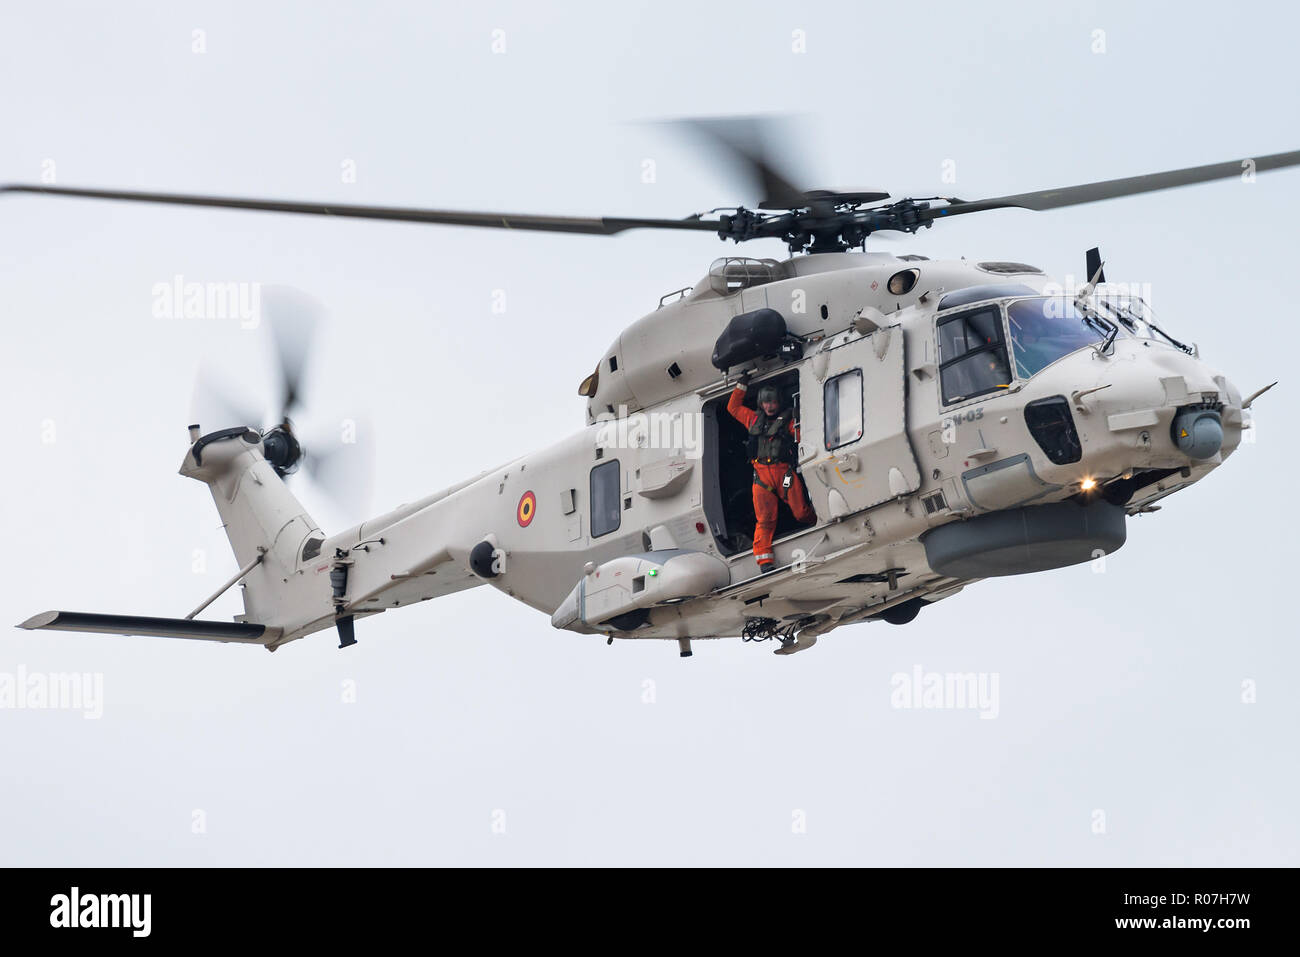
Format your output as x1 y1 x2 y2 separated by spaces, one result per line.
590 459 622 537
824 369 864 450
937 305 1012 405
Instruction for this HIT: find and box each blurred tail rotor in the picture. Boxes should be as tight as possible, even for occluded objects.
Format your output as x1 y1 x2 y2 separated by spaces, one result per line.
302 416 375 510
190 285 374 516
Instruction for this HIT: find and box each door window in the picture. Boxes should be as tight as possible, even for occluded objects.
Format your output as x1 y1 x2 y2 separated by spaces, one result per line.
824 369 864 450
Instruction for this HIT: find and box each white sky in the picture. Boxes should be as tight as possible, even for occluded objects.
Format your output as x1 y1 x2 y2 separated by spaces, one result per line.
1 0 1297 865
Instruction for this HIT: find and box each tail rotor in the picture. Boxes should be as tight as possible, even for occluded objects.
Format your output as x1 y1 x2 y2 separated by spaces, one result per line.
190 285 373 511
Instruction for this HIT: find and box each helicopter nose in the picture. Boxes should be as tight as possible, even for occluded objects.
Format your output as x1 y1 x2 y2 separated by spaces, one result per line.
1170 407 1223 460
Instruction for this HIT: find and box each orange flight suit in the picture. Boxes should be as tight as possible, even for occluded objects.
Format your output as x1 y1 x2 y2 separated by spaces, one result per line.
727 385 816 568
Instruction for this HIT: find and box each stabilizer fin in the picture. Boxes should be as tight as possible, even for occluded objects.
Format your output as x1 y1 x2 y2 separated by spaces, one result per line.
17 610 274 644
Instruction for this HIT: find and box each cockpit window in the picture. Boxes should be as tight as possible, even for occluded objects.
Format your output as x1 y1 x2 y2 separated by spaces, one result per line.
1006 297 1106 379
939 307 1001 360
937 305 1013 404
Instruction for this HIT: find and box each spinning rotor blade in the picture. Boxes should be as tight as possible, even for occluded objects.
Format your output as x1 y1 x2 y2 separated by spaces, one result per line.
189 285 374 510
934 149 1300 219
303 421 375 512
263 285 323 421
191 286 324 432
671 115 811 209
261 288 373 511
0 183 717 236
191 366 263 432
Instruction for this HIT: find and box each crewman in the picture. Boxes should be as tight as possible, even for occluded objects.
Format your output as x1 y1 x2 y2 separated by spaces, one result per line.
727 371 816 573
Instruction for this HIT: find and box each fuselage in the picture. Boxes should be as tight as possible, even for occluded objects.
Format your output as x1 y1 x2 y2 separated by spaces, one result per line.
266 251 1245 647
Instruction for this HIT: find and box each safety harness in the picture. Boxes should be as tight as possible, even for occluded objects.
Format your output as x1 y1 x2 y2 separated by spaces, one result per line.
746 409 795 465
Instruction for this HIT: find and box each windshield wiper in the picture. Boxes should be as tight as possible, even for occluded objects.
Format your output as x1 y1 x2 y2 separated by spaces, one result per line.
1075 300 1118 354
1082 313 1110 337
1146 321 1193 354
1113 299 1193 354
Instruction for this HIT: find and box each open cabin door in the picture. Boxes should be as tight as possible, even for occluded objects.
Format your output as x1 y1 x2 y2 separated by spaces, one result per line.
798 325 922 518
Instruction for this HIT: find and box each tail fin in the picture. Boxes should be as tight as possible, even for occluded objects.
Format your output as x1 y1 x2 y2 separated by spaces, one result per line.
180 426 323 623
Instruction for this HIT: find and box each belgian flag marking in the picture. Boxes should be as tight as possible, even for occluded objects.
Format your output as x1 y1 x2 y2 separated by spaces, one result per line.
517 490 537 527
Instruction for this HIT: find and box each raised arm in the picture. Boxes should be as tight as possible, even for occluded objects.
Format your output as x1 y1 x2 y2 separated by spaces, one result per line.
727 385 757 429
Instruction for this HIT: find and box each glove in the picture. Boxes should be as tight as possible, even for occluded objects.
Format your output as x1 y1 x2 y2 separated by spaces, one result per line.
737 369 753 388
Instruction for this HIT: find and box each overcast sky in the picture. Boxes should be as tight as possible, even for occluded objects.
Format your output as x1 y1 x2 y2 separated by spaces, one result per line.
2 0 1297 865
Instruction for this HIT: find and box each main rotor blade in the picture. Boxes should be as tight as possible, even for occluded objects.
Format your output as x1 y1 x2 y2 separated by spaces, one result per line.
0 184 719 236
933 149 1300 219
673 116 811 209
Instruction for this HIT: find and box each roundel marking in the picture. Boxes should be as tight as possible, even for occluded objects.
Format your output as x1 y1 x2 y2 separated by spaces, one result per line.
517 490 537 527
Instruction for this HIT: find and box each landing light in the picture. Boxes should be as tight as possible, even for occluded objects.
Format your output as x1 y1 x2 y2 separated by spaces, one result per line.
1080 478 1097 492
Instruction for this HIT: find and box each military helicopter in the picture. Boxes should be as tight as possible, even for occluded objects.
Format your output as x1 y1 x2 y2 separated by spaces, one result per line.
9 120 1295 656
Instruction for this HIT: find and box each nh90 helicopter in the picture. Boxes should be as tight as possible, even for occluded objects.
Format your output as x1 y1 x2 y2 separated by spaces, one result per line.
9 121 1294 656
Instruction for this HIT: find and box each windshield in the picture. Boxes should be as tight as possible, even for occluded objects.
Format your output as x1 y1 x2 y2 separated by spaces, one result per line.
1006 297 1106 379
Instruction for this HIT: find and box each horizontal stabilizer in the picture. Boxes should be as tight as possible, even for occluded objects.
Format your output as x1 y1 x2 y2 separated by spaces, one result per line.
17 610 272 644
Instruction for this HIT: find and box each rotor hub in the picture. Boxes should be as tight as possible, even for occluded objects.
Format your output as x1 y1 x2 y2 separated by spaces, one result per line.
717 198 939 252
